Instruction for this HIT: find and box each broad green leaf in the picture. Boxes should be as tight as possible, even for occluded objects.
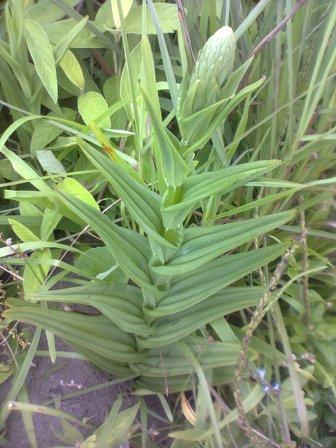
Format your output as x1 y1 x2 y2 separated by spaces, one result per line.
74 247 127 283
30 120 63 154
148 243 288 316
26 0 79 25
19 203 43 218
222 57 254 98
180 95 230 146
111 0 133 29
40 208 62 240
124 4 178 34
2 144 53 194
140 36 161 116
8 219 39 243
142 87 189 187
153 210 295 275
53 16 90 62
216 188 300 220
172 161 280 209
0 43 31 98
28 283 148 336
140 287 265 348
55 192 157 294
94 1 113 32
103 76 122 105
36 150 65 174
45 19 101 49
4 190 58 214
186 77 266 154
59 50 84 91
23 249 51 295
30 109 77 154
4 301 142 363
25 19 58 102
162 160 281 228
56 177 99 211
76 138 166 243
78 91 110 128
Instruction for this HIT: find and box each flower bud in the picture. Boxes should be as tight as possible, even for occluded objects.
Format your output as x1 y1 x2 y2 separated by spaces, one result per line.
190 26 236 89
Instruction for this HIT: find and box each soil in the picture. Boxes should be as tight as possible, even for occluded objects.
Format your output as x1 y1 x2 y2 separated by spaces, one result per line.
0 337 135 448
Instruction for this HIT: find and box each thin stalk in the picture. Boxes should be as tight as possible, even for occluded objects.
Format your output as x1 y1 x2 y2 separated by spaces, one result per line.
285 0 295 151
273 302 309 437
147 0 179 111
116 0 142 157
299 198 311 325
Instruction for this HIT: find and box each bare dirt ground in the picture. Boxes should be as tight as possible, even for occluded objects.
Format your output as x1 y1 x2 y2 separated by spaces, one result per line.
0 337 134 448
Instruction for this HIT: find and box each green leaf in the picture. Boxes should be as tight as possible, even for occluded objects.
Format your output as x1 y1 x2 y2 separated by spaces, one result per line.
162 160 281 228
55 192 157 294
78 91 110 128
36 150 65 174
153 210 295 276
141 87 189 187
0 241 81 258
186 77 266 154
177 342 223 448
82 399 139 446
53 16 90 62
74 247 127 283
1 144 52 194
76 138 170 247
169 385 265 440
30 120 63 154
56 177 99 211
23 249 51 295
26 0 79 25
28 283 148 336
24 19 58 102
148 243 288 316
123 4 178 34
29 109 77 155
4 301 142 364
111 0 133 29
140 287 265 348
59 50 85 91
176 160 280 208
40 208 62 240
45 19 100 50
140 36 161 117
8 219 39 243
